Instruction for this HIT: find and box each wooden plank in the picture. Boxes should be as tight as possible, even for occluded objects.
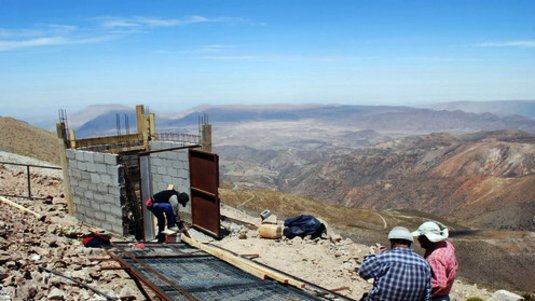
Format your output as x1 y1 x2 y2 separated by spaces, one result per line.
136 105 145 134
181 235 306 288
0 196 44 221
103 145 145 154
74 133 142 149
56 122 75 215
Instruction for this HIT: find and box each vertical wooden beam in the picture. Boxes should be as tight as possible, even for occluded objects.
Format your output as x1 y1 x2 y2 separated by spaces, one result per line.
69 128 76 149
135 105 145 135
148 113 156 140
201 124 212 152
56 122 75 215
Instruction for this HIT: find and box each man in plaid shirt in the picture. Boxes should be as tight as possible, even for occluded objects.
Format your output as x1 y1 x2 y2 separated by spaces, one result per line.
358 227 432 301
413 221 459 301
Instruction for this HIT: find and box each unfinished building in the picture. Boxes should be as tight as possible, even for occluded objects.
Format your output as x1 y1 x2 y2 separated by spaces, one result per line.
56 105 219 241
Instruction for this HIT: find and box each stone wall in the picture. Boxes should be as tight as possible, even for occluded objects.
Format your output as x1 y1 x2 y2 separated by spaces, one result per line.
66 149 125 234
148 141 192 220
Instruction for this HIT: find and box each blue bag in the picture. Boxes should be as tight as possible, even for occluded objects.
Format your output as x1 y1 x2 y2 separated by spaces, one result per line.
283 215 326 239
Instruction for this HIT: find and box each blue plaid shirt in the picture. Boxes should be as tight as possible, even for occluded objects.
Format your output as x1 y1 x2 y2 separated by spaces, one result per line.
358 247 432 301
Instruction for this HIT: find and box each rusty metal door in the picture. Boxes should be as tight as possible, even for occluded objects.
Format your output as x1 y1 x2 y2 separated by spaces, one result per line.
189 149 220 238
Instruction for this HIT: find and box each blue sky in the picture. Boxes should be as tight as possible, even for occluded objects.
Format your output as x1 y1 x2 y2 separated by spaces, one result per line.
1 0 534 119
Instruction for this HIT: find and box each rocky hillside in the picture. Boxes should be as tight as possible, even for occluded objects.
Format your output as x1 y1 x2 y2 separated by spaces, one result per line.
0 117 60 165
300 130 535 230
222 130 535 231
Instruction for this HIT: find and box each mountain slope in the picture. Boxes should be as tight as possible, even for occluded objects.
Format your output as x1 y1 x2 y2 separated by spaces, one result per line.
295 131 535 230
0 117 60 165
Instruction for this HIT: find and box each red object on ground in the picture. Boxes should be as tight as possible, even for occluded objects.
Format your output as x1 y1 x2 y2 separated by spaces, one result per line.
133 242 145 249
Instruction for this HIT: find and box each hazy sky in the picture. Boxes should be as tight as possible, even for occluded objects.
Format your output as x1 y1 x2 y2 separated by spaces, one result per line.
1 0 534 119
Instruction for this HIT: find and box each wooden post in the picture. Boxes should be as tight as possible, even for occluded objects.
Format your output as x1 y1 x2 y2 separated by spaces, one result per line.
56 122 75 215
135 105 145 134
148 113 156 140
69 128 76 149
201 124 212 152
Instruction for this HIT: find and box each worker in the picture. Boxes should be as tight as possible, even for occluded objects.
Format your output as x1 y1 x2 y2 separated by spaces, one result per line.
145 184 189 242
412 221 459 301
358 226 432 301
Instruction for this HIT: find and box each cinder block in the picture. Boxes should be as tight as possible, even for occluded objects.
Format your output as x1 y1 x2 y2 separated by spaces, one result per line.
100 174 112 184
79 181 89 190
105 194 119 205
81 172 90 181
93 152 104 164
178 151 188 161
73 187 84 197
84 190 94 200
149 157 162 168
166 151 179 161
84 209 96 219
74 205 85 216
87 163 97 173
83 151 94 162
105 213 119 223
88 183 98 192
100 203 111 212
96 184 108 193
75 151 84 161
90 173 100 184
77 162 87 171
100 223 112 232
95 163 107 174
106 165 118 176
167 167 179 177
178 169 189 179
162 175 173 185
93 193 104 202
108 187 121 197
95 211 105 220
104 154 118 165
157 166 167 175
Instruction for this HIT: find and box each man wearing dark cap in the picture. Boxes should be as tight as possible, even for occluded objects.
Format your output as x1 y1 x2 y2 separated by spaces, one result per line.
358 226 432 301
145 184 189 242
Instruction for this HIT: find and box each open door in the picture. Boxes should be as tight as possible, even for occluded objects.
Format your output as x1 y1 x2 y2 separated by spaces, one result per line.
189 149 220 238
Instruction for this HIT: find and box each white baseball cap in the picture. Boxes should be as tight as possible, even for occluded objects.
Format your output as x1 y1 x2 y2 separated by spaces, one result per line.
412 221 449 243
388 226 414 242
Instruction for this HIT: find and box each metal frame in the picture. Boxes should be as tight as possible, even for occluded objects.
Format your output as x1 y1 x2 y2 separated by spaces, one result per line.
138 145 202 241
0 161 61 200
107 242 356 301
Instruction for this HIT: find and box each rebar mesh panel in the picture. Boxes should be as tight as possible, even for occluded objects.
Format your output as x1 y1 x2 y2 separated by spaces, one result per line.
189 282 325 301
124 256 259 291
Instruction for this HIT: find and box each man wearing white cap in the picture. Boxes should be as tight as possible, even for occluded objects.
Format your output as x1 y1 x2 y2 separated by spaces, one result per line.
412 221 459 301
358 226 432 301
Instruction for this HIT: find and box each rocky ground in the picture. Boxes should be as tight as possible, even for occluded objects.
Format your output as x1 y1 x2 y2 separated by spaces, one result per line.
214 205 494 301
0 153 510 301
0 157 147 300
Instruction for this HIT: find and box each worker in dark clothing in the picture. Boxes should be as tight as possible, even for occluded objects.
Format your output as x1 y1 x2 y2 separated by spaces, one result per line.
145 184 189 242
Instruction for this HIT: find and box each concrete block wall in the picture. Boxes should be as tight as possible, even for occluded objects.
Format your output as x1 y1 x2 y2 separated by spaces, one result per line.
149 141 192 220
66 149 125 234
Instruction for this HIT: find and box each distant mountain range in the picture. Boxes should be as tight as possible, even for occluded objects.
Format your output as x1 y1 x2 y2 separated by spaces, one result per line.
62 102 535 138
428 100 535 119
